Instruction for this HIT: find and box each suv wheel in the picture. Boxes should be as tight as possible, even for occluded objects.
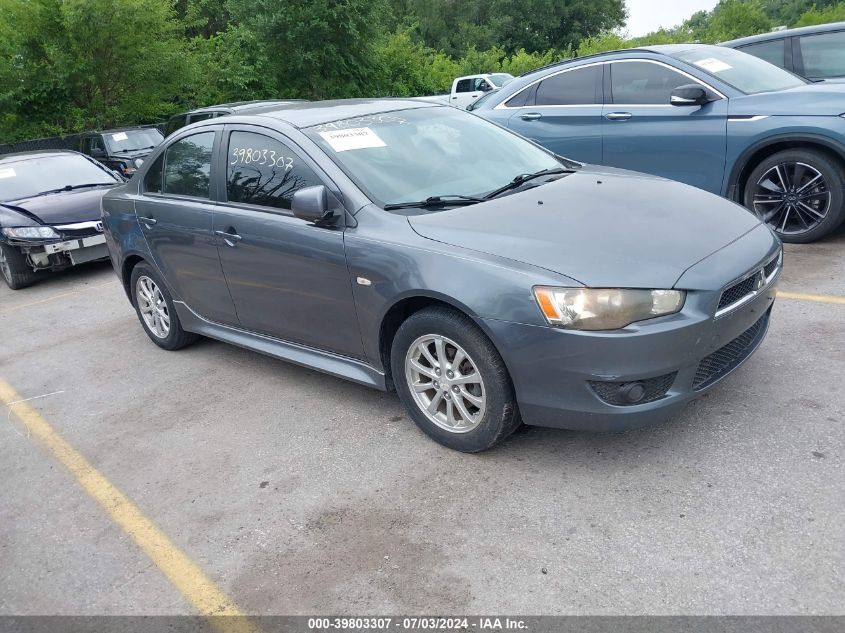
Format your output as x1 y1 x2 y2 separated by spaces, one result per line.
744 148 845 243
391 306 521 452
130 262 198 350
0 243 38 290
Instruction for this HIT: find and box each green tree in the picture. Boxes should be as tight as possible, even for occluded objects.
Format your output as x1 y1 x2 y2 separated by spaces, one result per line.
0 0 188 142
795 2 845 25
705 0 773 41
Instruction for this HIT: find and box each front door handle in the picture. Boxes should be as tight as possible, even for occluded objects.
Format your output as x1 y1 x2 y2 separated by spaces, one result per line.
605 112 633 121
215 229 242 247
138 216 157 229
520 112 542 121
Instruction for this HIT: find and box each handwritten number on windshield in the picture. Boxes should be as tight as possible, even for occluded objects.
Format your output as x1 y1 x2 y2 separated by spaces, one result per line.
230 147 293 171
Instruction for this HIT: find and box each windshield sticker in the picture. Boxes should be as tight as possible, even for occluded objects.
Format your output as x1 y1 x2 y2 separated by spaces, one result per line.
111 132 128 142
319 127 387 152
693 58 732 74
0 168 16 179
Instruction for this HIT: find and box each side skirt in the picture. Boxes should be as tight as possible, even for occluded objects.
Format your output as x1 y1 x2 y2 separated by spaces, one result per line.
173 301 387 391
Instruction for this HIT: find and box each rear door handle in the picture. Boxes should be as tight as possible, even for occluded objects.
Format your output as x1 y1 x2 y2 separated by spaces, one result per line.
520 112 542 121
138 216 157 228
605 112 633 121
215 229 242 247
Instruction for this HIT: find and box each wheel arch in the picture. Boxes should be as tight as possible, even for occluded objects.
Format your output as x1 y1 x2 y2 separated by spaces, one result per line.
120 253 148 301
377 292 503 391
727 134 845 201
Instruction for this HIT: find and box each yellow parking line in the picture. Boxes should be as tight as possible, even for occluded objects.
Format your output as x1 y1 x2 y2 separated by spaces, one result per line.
0 379 258 633
778 290 845 305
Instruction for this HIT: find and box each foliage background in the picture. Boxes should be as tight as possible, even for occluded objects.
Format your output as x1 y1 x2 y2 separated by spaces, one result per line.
0 0 843 142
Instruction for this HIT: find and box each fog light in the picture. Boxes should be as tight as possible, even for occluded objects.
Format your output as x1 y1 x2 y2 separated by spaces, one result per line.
617 382 646 404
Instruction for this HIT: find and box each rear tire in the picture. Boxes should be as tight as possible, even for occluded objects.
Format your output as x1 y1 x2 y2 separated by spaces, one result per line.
743 148 845 243
391 306 521 452
130 262 198 350
0 243 38 290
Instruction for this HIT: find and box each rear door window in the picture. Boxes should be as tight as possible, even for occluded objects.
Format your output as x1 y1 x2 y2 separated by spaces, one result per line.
738 39 787 69
534 65 600 105
798 31 845 79
225 130 322 211
162 132 215 198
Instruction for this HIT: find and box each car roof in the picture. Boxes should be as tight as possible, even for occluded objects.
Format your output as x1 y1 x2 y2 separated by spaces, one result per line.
721 22 845 47
0 149 82 164
234 98 441 129
186 100 304 115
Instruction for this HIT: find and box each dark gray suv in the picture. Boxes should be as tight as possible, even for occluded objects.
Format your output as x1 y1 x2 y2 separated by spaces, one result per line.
102 100 781 452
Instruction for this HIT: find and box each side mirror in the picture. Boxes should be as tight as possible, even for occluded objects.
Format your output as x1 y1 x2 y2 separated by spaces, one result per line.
291 185 339 226
670 84 710 106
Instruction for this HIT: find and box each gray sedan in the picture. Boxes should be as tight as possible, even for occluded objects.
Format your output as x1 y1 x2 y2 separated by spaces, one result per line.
102 99 781 452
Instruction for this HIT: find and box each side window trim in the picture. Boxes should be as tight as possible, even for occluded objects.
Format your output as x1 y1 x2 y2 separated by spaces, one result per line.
217 124 341 217
496 61 606 109
143 128 220 202
608 59 726 105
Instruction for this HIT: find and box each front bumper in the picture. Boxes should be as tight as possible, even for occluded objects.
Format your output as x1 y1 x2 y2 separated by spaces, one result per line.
478 278 777 433
4 228 108 270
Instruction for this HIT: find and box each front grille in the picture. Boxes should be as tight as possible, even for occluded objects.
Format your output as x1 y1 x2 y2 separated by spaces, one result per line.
716 252 780 315
693 311 769 390
589 372 677 406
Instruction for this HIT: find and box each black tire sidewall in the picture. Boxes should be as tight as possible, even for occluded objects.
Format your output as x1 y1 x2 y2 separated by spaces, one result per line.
744 149 845 243
390 306 519 452
0 242 37 290
129 262 193 350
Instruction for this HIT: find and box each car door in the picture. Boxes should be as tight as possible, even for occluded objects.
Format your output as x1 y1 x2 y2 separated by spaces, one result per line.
134 129 239 325
212 125 363 360
452 78 481 109
601 60 729 193
504 63 604 164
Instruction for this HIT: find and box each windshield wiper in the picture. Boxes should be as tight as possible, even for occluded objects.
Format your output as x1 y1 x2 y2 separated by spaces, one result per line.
383 194 486 211
484 167 575 200
32 183 116 196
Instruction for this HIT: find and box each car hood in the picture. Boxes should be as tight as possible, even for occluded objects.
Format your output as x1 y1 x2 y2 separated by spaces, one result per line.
407 166 762 288
3 186 115 225
729 82 845 116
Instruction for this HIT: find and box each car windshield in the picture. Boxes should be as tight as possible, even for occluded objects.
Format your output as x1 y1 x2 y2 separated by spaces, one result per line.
489 73 513 87
0 154 117 201
305 106 562 209
672 47 807 94
104 128 163 153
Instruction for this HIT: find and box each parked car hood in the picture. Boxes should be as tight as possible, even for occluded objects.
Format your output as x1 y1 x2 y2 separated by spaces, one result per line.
730 82 845 116
407 166 762 289
4 186 115 225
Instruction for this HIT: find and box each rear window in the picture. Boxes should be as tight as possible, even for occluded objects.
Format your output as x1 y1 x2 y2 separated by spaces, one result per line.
535 65 599 106
738 39 786 69
163 132 215 198
799 31 845 79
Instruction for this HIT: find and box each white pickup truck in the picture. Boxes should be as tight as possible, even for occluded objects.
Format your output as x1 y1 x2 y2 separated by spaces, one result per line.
419 73 514 109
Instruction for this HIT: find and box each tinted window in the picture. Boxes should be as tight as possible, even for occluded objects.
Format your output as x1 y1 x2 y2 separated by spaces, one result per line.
611 62 690 104
738 39 786 68
226 131 321 211
535 66 599 105
143 154 164 194
799 31 845 79
165 115 187 136
163 132 214 198
456 79 473 93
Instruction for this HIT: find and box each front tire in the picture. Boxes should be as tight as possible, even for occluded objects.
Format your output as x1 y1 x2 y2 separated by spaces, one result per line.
744 149 845 243
0 243 38 290
130 262 198 350
391 306 521 452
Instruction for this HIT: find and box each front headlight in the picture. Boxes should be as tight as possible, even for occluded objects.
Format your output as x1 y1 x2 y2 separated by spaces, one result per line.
133 158 144 168
2 226 60 239
533 287 686 331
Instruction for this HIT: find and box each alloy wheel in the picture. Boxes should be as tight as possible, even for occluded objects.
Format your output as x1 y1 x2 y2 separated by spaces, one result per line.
404 334 486 433
136 275 170 339
752 162 831 236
